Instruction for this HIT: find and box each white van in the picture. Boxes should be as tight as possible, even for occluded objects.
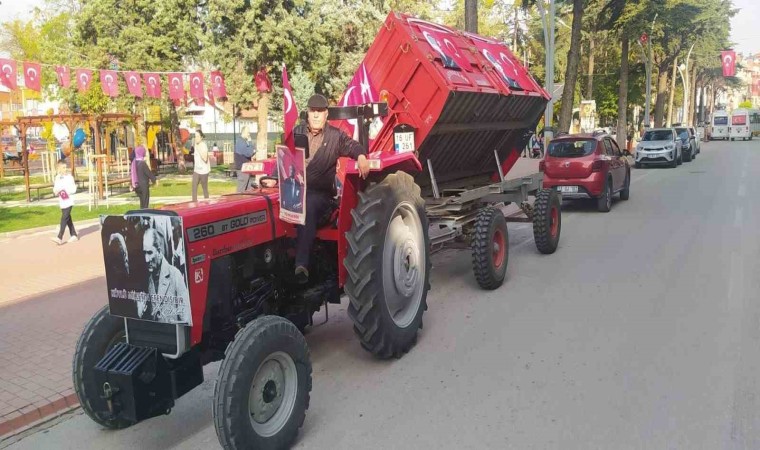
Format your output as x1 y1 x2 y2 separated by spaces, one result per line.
709 110 729 140
729 108 760 141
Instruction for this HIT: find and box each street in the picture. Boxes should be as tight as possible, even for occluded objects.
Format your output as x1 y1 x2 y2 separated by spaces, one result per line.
4 139 760 449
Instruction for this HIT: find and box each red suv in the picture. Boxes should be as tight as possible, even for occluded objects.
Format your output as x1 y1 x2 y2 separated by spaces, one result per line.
540 132 631 212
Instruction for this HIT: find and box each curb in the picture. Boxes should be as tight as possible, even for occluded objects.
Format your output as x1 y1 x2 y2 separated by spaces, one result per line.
0 218 102 241
0 393 79 440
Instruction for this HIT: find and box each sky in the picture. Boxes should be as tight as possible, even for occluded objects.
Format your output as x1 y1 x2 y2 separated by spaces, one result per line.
0 0 757 56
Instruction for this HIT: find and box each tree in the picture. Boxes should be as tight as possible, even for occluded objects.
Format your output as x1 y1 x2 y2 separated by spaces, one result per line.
556 0 584 133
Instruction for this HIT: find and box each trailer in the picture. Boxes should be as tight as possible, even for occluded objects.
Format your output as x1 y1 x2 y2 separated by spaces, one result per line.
73 12 561 450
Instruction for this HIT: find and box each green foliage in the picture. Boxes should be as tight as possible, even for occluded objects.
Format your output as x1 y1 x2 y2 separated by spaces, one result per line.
738 100 753 109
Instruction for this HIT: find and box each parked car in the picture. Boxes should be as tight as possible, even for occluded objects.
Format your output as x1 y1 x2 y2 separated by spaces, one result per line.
635 128 682 168
688 126 701 154
541 132 631 212
675 126 696 162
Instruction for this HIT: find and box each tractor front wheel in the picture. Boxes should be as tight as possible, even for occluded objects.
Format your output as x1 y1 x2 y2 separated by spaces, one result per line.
213 315 312 450
72 305 132 430
345 171 430 359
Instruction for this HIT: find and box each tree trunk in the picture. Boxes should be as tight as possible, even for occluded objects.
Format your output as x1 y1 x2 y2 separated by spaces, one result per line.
465 0 478 33
168 101 186 173
557 0 584 133
667 58 677 127
689 65 697 126
654 67 669 127
616 37 629 151
586 34 595 99
256 92 269 161
698 79 706 124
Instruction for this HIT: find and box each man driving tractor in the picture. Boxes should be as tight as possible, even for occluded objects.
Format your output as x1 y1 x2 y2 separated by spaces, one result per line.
294 94 370 284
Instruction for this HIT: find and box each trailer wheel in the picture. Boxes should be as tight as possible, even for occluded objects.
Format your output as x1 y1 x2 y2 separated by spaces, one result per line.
345 171 430 359
72 305 132 430
471 207 508 290
533 189 561 254
214 316 311 450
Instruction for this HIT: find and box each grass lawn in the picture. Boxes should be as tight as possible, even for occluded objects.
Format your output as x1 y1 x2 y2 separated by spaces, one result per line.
0 175 46 188
151 179 237 197
0 203 158 234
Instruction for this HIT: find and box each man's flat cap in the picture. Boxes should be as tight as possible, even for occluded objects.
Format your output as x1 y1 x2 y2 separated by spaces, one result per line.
307 94 328 109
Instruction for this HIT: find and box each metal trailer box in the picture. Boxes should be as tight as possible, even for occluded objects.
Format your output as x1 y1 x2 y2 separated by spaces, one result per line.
333 11 550 190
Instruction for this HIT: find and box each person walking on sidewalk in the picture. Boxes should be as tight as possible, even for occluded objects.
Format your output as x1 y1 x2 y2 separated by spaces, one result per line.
131 145 156 209
192 129 210 202
52 161 78 245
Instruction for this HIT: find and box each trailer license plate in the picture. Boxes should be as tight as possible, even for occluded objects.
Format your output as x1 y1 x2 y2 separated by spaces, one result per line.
559 186 578 193
394 131 415 154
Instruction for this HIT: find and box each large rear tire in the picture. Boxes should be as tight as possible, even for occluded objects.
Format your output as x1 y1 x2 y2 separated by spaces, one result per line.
72 305 131 430
533 189 561 254
471 207 508 290
213 316 311 450
345 171 430 359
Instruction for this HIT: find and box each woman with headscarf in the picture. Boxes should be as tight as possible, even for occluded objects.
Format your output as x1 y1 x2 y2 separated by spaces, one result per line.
131 145 156 209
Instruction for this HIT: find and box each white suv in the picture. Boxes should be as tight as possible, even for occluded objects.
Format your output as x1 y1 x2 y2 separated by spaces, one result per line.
635 128 682 168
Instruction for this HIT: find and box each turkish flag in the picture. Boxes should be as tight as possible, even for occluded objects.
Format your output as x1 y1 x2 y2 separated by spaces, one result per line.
167 73 185 100
420 26 472 72
143 73 161 98
100 70 119 97
23 62 41 92
210 70 227 99
75 69 93 93
123 71 142 97
55 66 70 88
721 50 736 77
0 59 18 90
188 72 204 100
207 88 215 107
639 33 648 46
282 64 298 151
335 62 380 140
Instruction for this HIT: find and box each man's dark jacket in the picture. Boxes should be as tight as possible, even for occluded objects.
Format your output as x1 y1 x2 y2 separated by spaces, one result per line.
299 124 365 194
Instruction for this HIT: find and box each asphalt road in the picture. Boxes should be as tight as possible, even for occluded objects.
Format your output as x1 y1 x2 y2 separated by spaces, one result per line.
5 138 760 450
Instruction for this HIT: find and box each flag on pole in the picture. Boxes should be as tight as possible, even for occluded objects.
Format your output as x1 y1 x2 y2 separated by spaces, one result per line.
23 62 41 92
282 64 298 151
721 50 736 77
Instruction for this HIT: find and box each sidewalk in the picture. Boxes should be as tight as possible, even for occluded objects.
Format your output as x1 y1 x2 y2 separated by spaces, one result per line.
0 158 542 439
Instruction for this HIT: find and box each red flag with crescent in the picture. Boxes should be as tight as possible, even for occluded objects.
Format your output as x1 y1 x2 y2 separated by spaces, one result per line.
168 73 185 100
75 69 93 93
100 70 119 97
189 72 205 101
210 70 227 99
143 73 161 98
0 59 18 90
721 50 736 77
207 88 215 106
282 64 298 151
23 62 41 92
419 26 472 72
55 66 70 88
124 71 143 97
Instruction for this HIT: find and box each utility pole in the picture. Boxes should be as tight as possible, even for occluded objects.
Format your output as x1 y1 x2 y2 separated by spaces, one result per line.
465 0 478 33
537 0 556 145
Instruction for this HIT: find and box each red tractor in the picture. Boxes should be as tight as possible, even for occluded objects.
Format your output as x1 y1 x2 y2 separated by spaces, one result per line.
73 12 562 449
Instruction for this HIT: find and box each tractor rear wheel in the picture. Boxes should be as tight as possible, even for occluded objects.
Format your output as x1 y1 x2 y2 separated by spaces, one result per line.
214 315 311 450
345 171 430 359
72 305 132 430
533 189 562 254
471 207 509 290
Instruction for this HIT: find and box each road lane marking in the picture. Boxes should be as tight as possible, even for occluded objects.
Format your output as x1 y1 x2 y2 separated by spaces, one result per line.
738 185 746 198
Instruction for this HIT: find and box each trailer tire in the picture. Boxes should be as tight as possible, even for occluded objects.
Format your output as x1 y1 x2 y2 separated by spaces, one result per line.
471 207 508 290
214 315 311 450
345 171 430 359
533 189 561 254
72 305 132 430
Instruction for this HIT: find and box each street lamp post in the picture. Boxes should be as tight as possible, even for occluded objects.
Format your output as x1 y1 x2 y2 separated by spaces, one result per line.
678 43 696 126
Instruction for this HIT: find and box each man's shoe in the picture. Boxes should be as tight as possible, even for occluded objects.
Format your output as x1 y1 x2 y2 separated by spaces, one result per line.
295 266 309 284
51 237 63 245
68 235 79 243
